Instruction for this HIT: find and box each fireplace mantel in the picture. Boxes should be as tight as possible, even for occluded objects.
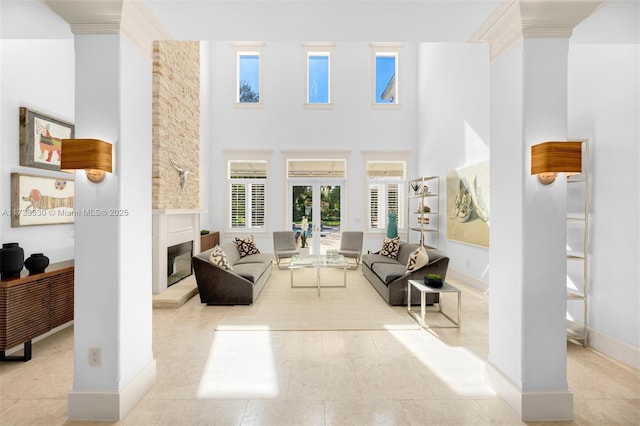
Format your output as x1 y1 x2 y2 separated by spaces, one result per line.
152 209 205 294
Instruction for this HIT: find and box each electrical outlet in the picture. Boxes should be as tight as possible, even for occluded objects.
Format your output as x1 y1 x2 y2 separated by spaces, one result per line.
89 348 101 366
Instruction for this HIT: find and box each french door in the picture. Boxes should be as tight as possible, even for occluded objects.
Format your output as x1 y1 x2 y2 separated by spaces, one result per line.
290 181 344 254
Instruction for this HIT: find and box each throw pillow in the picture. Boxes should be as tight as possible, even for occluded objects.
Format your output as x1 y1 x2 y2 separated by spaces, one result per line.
377 237 400 259
234 235 260 258
406 246 430 272
209 245 233 271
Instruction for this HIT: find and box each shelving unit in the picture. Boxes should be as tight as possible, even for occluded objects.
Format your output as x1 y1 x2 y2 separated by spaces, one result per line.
566 140 589 347
407 176 440 249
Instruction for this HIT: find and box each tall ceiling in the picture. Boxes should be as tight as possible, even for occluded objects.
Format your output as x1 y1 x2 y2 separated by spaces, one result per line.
144 0 502 42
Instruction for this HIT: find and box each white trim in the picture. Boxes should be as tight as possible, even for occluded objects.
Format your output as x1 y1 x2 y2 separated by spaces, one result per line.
223 153 271 234
233 44 264 105
68 360 156 421
469 0 608 61
304 44 334 106
304 103 334 110
574 322 640 371
370 42 404 49
447 268 489 293
485 362 574 421
371 45 400 106
121 0 172 56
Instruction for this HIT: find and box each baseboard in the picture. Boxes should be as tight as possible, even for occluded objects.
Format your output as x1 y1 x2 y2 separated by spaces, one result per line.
569 320 640 371
68 359 156 421
447 268 489 293
485 362 574 421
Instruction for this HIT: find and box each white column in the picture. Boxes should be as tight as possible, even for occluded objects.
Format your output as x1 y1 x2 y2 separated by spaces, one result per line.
42 1 170 420
67 33 156 422
471 0 607 421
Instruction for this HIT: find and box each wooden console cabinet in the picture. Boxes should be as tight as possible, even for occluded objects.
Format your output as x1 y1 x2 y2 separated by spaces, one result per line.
0 260 74 361
200 231 220 252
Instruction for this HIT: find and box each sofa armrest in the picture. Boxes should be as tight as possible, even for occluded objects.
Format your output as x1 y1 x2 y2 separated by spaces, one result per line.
192 256 254 305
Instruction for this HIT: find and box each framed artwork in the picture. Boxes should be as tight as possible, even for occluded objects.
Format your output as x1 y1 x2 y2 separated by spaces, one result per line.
446 160 490 248
10 173 75 227
19 107 74 171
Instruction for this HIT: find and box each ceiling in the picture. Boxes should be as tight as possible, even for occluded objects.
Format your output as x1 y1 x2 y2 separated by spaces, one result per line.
144 0 502 42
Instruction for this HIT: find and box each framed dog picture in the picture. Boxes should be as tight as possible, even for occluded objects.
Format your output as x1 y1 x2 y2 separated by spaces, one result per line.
19 107 74 171
10 173 75 227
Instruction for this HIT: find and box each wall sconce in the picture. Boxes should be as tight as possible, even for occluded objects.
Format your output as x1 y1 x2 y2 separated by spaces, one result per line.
531 141 582 185
61 139 113 183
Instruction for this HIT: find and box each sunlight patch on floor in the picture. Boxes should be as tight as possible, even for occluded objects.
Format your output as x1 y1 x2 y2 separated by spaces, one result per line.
197 329 279 398
386 328 495 397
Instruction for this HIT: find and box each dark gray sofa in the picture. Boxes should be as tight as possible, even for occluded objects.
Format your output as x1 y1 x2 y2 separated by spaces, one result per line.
362 242 449 306
192 241 273 305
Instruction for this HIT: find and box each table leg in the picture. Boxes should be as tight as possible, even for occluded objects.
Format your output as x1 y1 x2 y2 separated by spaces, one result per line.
420 291 426 327
407 281 411 315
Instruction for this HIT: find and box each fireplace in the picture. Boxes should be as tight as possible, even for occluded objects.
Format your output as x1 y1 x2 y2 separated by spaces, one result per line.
167 241 193 286
152 209 202 294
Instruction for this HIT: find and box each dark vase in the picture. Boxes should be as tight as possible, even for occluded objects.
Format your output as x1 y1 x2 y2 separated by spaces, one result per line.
0 243 25 279
24 253 50 274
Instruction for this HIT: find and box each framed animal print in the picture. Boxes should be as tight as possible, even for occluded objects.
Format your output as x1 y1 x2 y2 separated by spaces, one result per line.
10 173 75 227
19 107 75 171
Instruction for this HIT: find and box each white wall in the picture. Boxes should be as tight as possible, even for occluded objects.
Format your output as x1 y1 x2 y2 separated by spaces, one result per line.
0 39 75 263
568 43 640 358
206 41 419 253
416 42 490 286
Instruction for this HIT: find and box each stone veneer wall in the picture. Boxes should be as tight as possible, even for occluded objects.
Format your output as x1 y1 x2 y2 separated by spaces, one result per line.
152 40 200 209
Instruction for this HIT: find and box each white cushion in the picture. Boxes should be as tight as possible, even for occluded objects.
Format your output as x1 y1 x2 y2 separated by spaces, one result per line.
406 246 430 272
209 245 233 271
377 237 400 259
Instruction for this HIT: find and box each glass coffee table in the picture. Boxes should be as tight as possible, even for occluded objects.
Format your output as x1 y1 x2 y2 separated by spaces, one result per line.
288 254 348 296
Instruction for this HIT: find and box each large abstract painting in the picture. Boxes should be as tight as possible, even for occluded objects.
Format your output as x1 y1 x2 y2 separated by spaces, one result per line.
11 173 75 227
446 160 490 247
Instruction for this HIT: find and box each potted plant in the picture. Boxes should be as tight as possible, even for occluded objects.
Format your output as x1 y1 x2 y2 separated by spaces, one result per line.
424 273 443 288
410 182 422 195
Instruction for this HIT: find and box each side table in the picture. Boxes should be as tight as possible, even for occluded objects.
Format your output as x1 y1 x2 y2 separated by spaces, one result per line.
407 280 461 328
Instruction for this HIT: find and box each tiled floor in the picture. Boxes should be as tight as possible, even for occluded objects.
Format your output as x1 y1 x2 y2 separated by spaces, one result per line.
1 268 638 425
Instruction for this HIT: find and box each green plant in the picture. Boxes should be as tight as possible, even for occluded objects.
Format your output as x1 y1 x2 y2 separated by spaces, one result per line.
200 229 209 235
410 182 422 193
425 273 441 280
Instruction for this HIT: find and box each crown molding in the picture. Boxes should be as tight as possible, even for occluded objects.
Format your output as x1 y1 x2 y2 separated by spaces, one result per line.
470 0 609 61
43 0 172 56
43 0 123 34
121 0 173 56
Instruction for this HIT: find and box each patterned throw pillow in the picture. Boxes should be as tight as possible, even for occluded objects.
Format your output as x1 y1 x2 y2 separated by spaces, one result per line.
233 235 260 258
377 237 400 259
209 245 233 271
406 246 430 272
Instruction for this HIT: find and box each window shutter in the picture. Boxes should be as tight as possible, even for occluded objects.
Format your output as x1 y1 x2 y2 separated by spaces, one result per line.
369 185 380 228
231 183 246 228
251 183 265 228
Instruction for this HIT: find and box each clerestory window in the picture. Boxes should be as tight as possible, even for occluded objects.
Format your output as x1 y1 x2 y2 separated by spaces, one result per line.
233 42 264 106
371 43 402 107
304 43 334 109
